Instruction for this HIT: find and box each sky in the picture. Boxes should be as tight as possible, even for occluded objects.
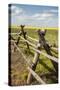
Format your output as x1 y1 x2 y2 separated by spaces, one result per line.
9 4 58 28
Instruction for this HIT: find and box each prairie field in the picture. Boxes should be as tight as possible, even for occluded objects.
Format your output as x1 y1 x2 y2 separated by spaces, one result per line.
9 26 58 86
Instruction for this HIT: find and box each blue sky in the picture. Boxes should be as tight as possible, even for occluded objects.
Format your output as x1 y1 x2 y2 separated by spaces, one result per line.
9 4 58 28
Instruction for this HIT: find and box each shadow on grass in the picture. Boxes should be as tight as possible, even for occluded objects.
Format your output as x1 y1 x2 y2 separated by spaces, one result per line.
39 59 55 72
38 59 58 83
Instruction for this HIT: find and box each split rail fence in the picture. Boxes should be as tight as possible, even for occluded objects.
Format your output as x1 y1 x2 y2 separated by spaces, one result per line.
9 25 58 85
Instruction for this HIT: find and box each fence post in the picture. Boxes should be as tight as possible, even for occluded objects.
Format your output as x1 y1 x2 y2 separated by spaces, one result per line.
14 31 22 52
16 31 22 45
38 29 58 76
20 25 30 50
27 43 41 84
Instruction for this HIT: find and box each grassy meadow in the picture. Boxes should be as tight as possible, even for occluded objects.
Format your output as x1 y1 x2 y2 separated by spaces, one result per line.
9 26 58 85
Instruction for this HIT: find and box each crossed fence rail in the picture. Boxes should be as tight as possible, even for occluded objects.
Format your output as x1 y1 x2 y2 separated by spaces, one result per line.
9 25 58 85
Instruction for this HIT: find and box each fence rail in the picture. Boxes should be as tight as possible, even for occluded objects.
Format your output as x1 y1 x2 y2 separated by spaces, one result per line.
10 34 58 63
10 33 58 50
11 39 45 84
27 67 46 84
9 26 58 84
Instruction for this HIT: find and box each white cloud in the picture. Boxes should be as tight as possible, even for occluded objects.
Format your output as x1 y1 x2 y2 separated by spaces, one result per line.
11 6 58 27
13 12 54 23
50 9 58 13
11 6 16 10
15 8 23 14
32 14 40 18
32 12 54 20
11 6 56 21
11 6 24 16
41 13 53 17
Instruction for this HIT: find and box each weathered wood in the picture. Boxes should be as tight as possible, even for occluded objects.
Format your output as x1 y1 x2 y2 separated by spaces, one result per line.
11 38 58 63
27 67 46 84
20 36 36 48
20 25 30 50
51 47 58 54
9 33 20 35
38 29 58 73
27 35 38 42
10 31 58 84
16 31 22 45
11 31 22 52
20 36 58 63
11 40 46 84
10 27 58 85
27 43 41 84
11 40 31 66
11 36 16 40
51 47 58 51
30 46 58 63
13 36 20 52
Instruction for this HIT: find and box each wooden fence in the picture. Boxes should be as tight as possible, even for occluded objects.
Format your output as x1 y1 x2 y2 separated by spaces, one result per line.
9 25 58 84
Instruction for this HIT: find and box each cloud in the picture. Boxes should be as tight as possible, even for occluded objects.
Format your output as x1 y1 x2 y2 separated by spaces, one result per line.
50 9 58 13
11 5 58 27
11 6 24 16
32 14 40 18
32 12 54 20
11 6 57 21
11 6 16 10
16 12 54 21
12 13 54 28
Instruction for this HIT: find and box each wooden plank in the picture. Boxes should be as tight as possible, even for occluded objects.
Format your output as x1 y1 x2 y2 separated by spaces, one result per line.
9 33 20 35
20 36 36 48
20 25 30 50
19 37 58 63
11 40 31 66
16 31 22 45
11 40 46 84
38 29 58 72
10 35 58 63
51 47 58 51
30 45 58 63
27 67 46 84
27 43 41 84
10 33 58 50
27 35 38 42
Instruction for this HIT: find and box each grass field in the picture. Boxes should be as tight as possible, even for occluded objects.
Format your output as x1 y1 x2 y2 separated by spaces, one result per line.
10 26 58 46
9 26 58 85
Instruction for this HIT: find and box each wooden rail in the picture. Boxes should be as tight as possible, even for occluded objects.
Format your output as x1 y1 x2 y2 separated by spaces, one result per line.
10 33 58 51
51 47 58 51
19 36 58 63
27 35 38 42
10 34 58 63
10 27 58 85
30 46 58 63
20 36 37 48
11 40 31 66
27 67 46 84
11 40 45 84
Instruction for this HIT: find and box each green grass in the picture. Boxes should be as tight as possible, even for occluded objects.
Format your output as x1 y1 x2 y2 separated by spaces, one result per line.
10 26 58 44
10 26 58 85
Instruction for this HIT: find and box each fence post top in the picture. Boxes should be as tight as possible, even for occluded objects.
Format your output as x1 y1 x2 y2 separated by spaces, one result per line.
38 29 47 36
20 25 25 28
